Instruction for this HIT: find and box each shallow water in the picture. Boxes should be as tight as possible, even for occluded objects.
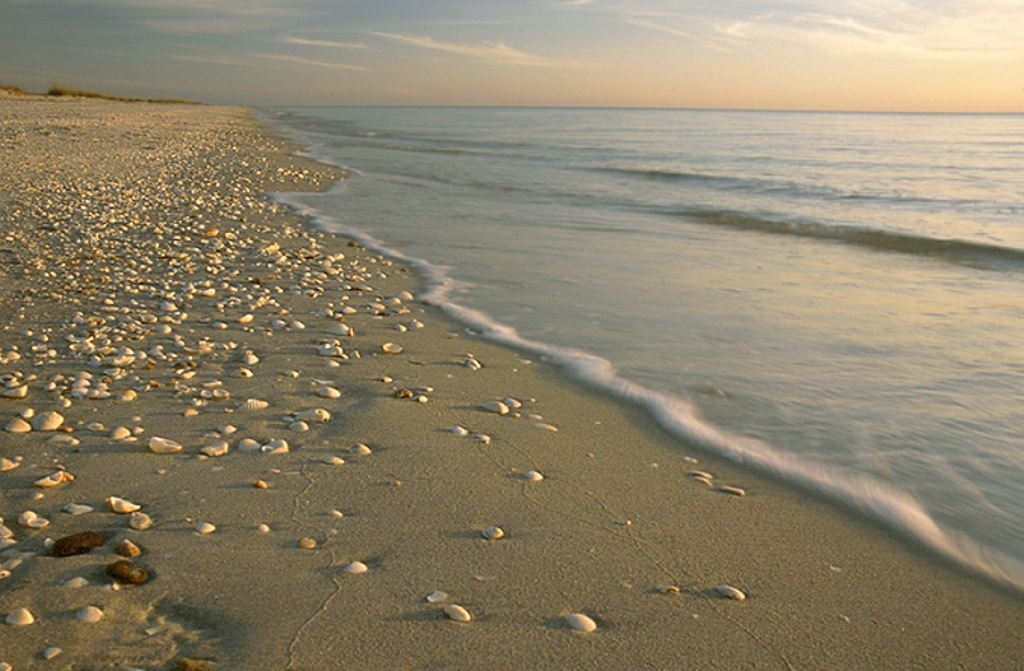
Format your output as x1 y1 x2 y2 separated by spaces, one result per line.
266 107 1024 589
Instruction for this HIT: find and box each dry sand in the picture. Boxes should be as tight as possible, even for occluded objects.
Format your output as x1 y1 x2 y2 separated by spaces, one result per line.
0 96 1021 670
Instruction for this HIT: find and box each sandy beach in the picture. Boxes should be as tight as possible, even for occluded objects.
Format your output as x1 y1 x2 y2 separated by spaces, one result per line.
0 95 1021 670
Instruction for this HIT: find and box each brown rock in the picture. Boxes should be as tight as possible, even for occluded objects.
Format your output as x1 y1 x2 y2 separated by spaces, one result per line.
106 559 150 585
114 538 143 558
52 531 105 557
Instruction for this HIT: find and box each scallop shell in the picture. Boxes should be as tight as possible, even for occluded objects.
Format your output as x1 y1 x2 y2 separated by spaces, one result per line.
5 607 35 626
244 398 269 411
381 342 403 355
443 604 472 622
108 496 142 514
565 612 597 633
148 436 182 454
76 606 104 623
717 584 746 601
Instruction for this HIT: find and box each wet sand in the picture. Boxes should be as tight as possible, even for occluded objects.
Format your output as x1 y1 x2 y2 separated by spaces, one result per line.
0 95 1021 670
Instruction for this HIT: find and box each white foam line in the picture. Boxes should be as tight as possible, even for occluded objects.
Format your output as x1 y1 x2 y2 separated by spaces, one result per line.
272 168 1024 596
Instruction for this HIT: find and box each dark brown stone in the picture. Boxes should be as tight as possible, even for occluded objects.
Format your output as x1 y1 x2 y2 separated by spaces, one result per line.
106 559 150 585
52 531 105 557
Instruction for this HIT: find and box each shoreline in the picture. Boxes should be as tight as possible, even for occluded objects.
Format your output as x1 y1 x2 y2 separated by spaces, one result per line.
0 97 1020 670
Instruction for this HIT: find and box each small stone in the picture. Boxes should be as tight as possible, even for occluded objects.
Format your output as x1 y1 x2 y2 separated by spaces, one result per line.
107 559 149 585
115 538 143 558
318 386 342 399
52 531 105 557
200 440 230 457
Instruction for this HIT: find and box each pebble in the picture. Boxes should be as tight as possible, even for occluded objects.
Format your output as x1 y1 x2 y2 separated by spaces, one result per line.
4 417 31 433
200 440 230 457
299 537 317 550
565 612 598 633
115 538 143 558
318 386 342 399
443 604 472 622
52 531 105 557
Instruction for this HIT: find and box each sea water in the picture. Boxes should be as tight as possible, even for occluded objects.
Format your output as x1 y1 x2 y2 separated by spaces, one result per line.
265 107 1024 590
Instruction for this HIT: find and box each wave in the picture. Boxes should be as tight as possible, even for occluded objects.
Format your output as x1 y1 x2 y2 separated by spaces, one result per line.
671 208 1024 270
273 184 1024 596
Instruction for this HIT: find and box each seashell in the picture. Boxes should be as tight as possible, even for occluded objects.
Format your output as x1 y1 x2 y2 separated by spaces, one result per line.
64 576 90 588
5 607 35 626
327 323 353 336
107 559 150 585
717 584 746 601
148 436 182 454
451 425 470 436
195 522 216 535
30 411 64 431
426 590 448 604
129 512 153 531
318 386 342 399
481 400 509 415
34 470 74 488
717 485 746 497
464 357 483 370
330 509 345 518
242 352 260 365
64 503 94 516
244 398 270 411
323 455 346 466
318 343 344 357
52 531 104 557
289 421 310 432
2 385 29 398
110 426 133 441
524 470 544 483
5 417 32 433
19 510 49 528
349 443 372 456
0 523 12 539
565 612 597 633
76 606 105 623
108 496 142 514
690 470 714 480
257 523 271 533
443 604 472 622
658 585 680 594
238 367 254 378
295 408 331 423
200 440 230 457
0 457 20 471
535 423 558 432
120 389 138 402
481 526 505 540
475 434 492 445
261 438 290 455
48 434 80 446
343 561 368 574
299 537 317 550
43 646 62 661
238 438 261 452
239 313 254 324
381 342 403 355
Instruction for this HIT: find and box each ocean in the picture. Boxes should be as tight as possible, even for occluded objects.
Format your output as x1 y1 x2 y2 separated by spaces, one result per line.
264 107 1024 591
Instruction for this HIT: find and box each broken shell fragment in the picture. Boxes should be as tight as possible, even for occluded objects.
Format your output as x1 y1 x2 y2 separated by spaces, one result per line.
34 470 74 488
148 436 182 454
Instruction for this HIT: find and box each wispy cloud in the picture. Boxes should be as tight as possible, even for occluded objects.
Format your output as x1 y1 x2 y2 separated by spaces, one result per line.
373 31 561 67
259 54 371 71
169 53 249 67
282 37 368 50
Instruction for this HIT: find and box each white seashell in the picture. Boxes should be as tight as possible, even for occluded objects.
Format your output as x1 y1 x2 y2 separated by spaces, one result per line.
64 576 90 588
120 389 138 402
323 455 346 466
318 343 344 357
464 357 483 370
381 342 403 355
220 424 238 435
5 607 35 626
238 367 254 378
289 421 310 432
108 496 142 514
256 523 271 533
318 386 342 399
261 438 290 455
0 524 12 540
481 400 509 415
295 408 331 423
43 646 62 660
481 526 505 540
524 470 544 483
30 411 64 431
200 440 230 457
47 434 80 446
690 470 714 480
475 434 492 445
129 512 153 530
535 423 558 432
502 397 523 409
565 612 597 633
64 503 94 516
343 561 368 574
242 352 260 365
148 436 182 454
451 426 470 436
5 418 32 433
245 398 270 411
2 385 29 398
18 510 49 528
717 485 747 497
717 584 746 601
0 457 20 471
76 606 104 623
110 426 133 441
658 585 681 594
327 323 352 336
237 438 261 452
34 470 74 488
349 443 372 456
195 522 217 535
426 590 448 604
443 604 472 622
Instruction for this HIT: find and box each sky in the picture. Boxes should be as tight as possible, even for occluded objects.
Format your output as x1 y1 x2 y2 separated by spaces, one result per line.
1 0 1022 112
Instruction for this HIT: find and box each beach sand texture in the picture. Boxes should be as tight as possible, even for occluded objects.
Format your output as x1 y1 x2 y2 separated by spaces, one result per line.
0 97 1020 670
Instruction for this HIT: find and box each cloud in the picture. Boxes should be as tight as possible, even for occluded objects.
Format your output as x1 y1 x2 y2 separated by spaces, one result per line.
283 37 368 50
372 31 561 67
259 54 371 71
